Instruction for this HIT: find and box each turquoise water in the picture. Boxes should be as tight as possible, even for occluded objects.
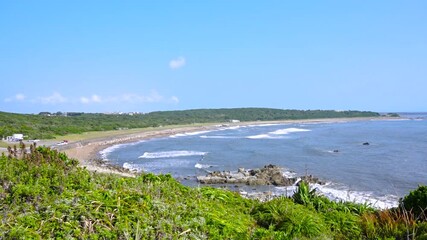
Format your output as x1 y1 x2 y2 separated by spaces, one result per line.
103 114 427 208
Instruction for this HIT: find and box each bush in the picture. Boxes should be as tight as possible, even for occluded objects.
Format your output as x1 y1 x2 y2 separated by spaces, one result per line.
401 185 427 221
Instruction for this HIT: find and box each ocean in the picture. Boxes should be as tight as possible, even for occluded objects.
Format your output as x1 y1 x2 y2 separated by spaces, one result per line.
101 113 427 209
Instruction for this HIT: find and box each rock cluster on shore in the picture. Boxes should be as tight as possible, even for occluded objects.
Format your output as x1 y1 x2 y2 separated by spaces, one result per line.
197 164 324 186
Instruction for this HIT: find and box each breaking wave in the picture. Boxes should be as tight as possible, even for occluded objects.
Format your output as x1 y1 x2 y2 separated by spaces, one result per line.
123 162 143 172
170 130 215 138
270 128 311 135
314 183 399 209
200 135 238 139
247 127 311 139
275 183 398 210
195 163 214 169
100 141 145 160
139 150 207 159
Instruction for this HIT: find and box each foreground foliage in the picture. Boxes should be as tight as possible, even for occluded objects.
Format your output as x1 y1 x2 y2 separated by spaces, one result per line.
0 108 380 139
1 146 425 239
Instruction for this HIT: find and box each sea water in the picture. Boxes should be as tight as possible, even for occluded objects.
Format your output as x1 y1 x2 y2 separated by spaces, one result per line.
102 113 427 209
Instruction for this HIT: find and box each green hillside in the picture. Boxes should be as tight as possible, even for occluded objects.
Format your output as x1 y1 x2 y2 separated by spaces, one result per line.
0 108 380 139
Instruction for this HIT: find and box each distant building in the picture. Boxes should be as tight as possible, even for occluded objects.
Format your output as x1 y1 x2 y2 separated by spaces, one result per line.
6 134 24 142
39 112 52 116
230 119 240 123
38 111 69 116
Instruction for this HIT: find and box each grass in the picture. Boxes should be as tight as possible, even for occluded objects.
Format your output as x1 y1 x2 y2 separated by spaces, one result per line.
0 141 13 148
1 145 426 239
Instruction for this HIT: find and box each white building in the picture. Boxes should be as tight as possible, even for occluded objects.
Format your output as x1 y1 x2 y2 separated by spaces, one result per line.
6 134 24 142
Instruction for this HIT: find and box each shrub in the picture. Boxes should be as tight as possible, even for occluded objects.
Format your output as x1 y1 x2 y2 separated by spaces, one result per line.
401 185 427 221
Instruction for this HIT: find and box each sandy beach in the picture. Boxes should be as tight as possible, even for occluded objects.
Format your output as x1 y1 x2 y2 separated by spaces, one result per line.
59 125 220 177
54 117 393 177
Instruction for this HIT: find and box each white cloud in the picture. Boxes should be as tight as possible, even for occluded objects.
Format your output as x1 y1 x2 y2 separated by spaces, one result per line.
36 92 67 104
15 93 26 101
92 94 102 103
79 91 177 105
116 91 164 103
80 97 90 104
170 96 179 103
4 91 178 108
4 93 26 102
80 94 102 104
169 57 186 69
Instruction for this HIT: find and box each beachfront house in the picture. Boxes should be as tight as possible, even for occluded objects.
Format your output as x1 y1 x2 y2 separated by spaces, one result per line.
230 119 240 123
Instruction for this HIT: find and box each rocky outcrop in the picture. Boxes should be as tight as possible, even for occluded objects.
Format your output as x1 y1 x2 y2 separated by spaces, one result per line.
197 164 324 186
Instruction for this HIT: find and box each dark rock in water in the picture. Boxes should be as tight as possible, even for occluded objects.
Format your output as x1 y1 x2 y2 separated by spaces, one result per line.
196 164 324 186
363 142 370 146
333 149 339 153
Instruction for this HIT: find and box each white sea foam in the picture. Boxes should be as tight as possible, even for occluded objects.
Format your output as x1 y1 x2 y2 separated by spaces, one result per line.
247 127 311 139
123 162 143 172
222 126 242 130
185 130 215 136
282 170 297 178
274 183 398 209
169 133 186 138
169 130 215 138
313 183 398 209
138 150 207 159
270 128 311 135
195 163 214 169
99 145 123 160
99 140 145 160
200 135 238 139
246 134 277 139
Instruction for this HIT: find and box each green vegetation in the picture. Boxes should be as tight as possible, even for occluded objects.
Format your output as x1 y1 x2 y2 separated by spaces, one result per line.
401 185 427 221
385 113 401 117
1 145 426 239
0 108 380 139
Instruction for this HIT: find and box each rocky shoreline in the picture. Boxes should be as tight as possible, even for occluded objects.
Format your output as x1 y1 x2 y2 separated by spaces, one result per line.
197 164 324 186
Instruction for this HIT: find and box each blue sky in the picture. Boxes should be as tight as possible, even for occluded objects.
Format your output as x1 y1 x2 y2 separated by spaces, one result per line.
1 1 426 113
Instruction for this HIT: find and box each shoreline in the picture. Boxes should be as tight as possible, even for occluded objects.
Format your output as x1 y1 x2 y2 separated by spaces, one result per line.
59 125 219 177
58 116 394 176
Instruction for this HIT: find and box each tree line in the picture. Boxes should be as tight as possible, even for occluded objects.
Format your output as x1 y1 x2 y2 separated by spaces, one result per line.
0 108 380 139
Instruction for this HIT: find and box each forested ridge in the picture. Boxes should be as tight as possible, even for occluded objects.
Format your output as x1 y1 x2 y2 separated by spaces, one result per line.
0 108 379 139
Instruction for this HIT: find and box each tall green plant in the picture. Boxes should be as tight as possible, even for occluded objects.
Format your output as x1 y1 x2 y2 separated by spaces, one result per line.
292 181 317 207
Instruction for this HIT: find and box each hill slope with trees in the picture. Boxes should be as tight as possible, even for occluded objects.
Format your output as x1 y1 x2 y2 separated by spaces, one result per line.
0 108 380 139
